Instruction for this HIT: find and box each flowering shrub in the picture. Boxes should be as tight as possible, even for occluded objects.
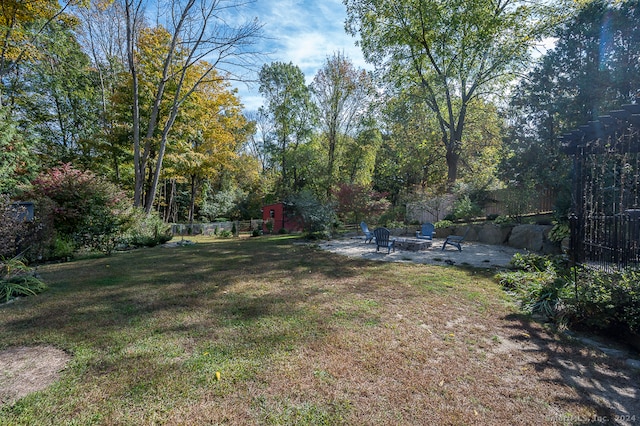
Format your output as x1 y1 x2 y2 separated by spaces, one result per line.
23 164 131 258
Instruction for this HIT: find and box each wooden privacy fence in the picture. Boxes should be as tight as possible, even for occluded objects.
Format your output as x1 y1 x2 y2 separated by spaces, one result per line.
407 187 556 224
482 187 556 217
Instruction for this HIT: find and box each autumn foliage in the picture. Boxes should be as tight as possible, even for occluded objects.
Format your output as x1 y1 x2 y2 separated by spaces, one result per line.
332 183 390 224
23 163 130 258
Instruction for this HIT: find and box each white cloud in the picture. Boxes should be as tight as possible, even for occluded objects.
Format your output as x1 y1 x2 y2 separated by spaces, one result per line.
230 0 368 111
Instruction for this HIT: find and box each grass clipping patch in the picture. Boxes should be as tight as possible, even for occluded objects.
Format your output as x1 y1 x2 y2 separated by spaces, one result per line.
0 346 71 406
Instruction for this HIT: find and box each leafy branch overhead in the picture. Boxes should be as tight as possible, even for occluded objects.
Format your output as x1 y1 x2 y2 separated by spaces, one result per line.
344 0 569 186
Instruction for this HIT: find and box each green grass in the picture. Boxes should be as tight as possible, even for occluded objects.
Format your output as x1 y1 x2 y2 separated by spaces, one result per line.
0 235 631 425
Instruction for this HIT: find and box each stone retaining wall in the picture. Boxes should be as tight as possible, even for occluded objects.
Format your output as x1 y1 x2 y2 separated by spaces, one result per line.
392 223 561 255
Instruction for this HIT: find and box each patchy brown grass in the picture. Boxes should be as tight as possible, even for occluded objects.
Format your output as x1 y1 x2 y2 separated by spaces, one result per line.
0 235 638 425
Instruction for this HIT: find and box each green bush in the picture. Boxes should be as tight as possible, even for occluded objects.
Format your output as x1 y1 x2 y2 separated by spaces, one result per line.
218 229 233 238
548 220 570 243
383 220 405 229
574 269 640 334
121 209 172 248
0 257 47 302
509 252 553 272
493 215 513 225
497 253 640 338
497 254 571 322
434 220 454 229
51 236 75 260
378 206 405 227
445 195 483 221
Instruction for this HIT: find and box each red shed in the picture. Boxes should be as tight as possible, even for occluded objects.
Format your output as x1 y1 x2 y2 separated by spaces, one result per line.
262 203 303 233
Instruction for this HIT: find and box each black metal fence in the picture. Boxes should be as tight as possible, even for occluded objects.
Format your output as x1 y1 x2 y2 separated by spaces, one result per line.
563 104 640 270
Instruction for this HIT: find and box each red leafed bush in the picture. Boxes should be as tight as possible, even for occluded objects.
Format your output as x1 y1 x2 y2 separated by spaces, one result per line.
23 163 131 258
332 183 390 224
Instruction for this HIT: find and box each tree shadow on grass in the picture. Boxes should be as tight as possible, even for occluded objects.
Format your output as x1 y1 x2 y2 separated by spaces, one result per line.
502 313 640 425
0 237 365 359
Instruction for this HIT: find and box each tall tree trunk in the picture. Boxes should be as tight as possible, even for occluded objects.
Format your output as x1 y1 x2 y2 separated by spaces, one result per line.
188 174 197 225
326 127 337 196
445 149 459 187
125 0 143 207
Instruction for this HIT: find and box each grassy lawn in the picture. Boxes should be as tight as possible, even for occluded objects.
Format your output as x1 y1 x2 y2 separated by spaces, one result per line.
0 235 637 425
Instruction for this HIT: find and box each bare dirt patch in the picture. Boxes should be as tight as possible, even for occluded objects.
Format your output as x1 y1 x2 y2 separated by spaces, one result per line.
0 345 71 406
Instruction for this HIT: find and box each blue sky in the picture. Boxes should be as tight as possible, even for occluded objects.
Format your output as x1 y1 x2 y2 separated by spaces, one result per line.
230 0 368 111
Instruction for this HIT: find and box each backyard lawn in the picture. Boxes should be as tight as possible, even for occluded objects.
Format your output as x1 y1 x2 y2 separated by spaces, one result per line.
1 235 638 425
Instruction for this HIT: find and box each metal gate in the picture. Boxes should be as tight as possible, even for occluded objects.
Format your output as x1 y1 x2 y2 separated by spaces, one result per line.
563 104 640 270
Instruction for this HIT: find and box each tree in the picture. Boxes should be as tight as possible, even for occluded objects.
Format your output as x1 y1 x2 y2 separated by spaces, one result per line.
244 109 275 173
16 20 101 166
121 0 263 212
0 0 85 106
258 61 316 196
344 0 567 187
311 52 375 195
75 0 129 181
165 69 252 224
332 183 390 224
501 0 640 192
378 89 447 196
0 106 37 195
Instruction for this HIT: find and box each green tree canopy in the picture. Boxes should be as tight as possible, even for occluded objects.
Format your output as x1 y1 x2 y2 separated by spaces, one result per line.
501 0 640 194
345 0 568 187
311 52 376 195
258 61 316 196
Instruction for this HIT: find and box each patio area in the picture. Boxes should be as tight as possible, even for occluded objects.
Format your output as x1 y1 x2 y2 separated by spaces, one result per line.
318 236 527 268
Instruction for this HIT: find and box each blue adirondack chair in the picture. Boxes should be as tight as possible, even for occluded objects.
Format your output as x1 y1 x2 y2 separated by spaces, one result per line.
415 223 435 240
373 227 396 254
442 228 470 251
360 221 374 243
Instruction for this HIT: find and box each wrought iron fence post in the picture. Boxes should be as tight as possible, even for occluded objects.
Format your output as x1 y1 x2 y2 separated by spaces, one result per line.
626 209 640 267
569 212 581 307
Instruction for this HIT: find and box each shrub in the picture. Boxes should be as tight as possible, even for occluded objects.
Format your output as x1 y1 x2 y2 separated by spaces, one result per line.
498 253 640 339
218 229 233 238
493 215 513 225
434 220 454 229
445 195 483 221
22 164 131 258
286 191 336 239
51 236 75 260
497 254 571 322
0 256 47 302
573 269 640 334
121 209 172 248
548 220 570 242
